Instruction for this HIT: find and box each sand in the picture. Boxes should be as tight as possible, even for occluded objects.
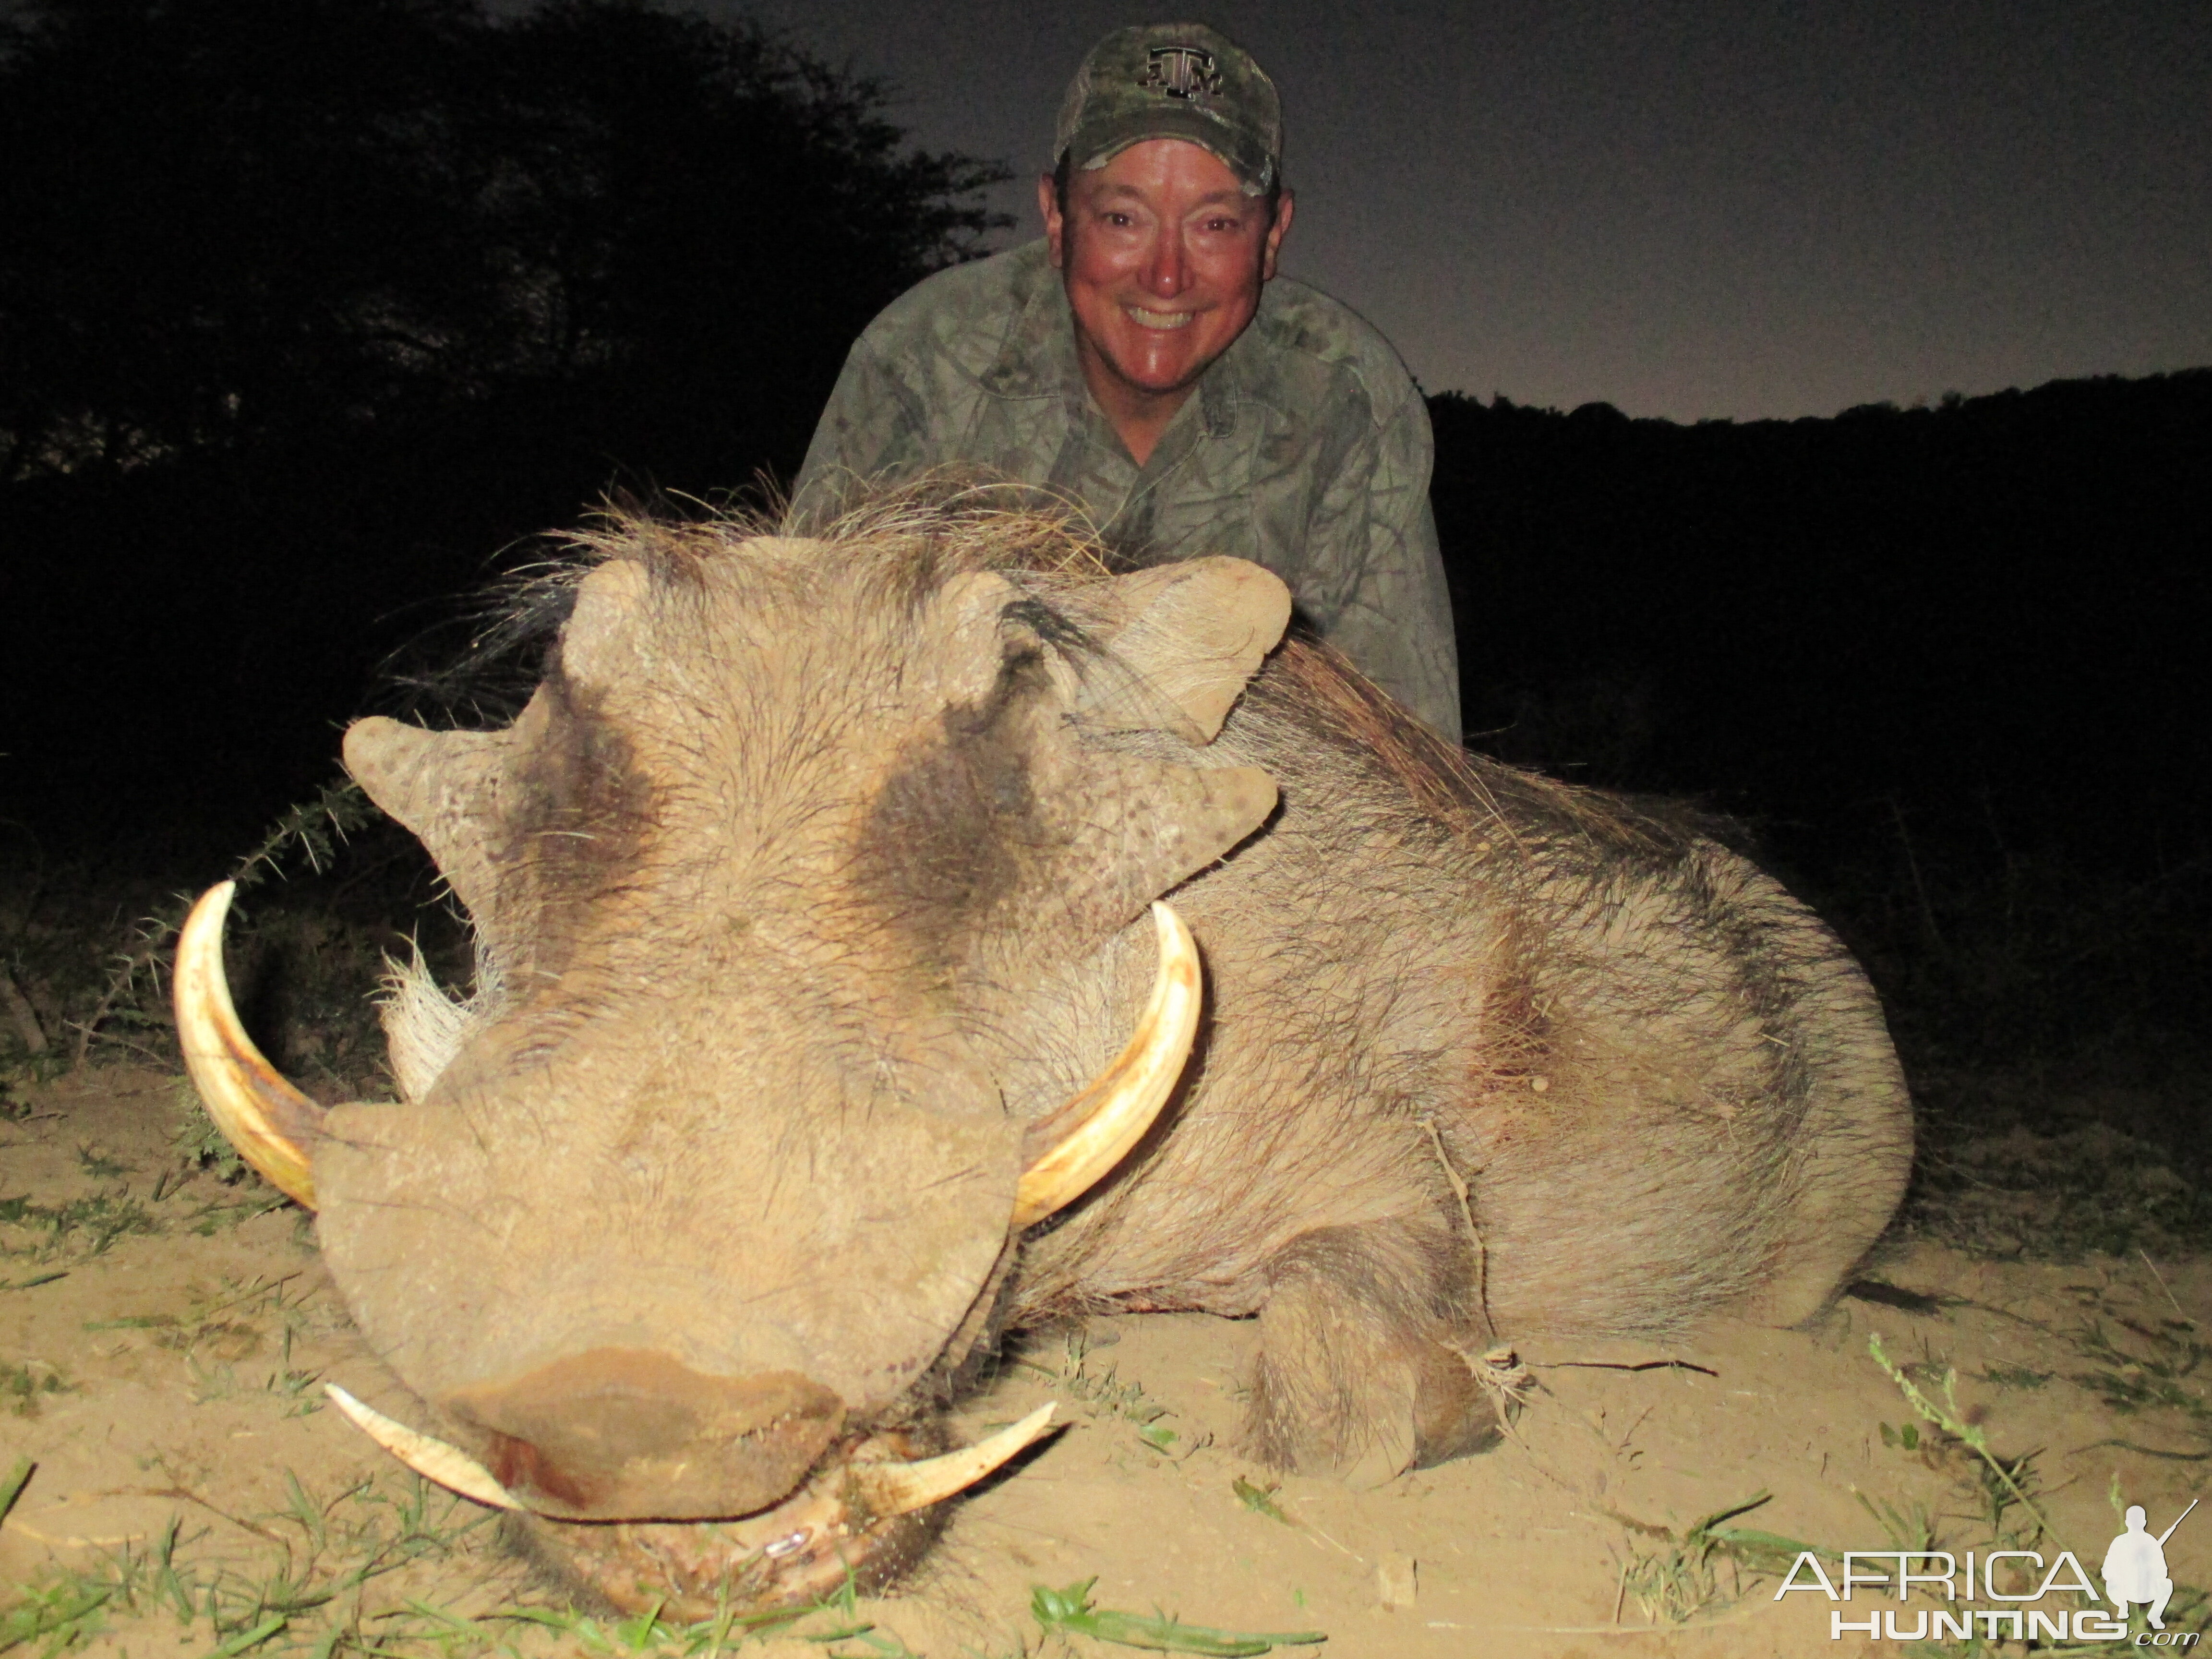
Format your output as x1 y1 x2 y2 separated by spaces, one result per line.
5 1066 2206 1657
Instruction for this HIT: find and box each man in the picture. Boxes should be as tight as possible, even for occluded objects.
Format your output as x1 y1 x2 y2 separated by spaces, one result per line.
2103 1503 2180 1630
794 23 1461 741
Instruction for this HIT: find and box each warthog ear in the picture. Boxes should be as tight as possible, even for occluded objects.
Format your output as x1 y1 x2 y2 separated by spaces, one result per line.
343 699 541 929
557 559 651 687
856 561 1283 955
1092 558 1292 743
346 562 649 907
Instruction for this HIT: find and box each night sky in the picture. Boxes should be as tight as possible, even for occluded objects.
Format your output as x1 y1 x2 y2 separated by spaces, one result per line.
701 0 2209 421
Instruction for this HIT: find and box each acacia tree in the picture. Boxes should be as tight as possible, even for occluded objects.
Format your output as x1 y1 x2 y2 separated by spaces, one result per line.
0 0 1005 840
0 0 1006 484
457 0 1009 481
0 0 487 475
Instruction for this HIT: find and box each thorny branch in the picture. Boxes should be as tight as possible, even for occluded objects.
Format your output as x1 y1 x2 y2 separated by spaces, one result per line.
66 780 377 1070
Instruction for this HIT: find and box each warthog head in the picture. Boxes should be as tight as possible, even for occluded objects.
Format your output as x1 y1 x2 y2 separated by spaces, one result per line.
176 502 1291 1608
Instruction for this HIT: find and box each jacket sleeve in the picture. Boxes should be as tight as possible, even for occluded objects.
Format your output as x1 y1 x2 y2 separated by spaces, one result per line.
1302 386 1463 743
790 336 931 526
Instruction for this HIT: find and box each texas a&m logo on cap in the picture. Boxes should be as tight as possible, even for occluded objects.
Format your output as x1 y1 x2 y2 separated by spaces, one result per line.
1139 45 1222 100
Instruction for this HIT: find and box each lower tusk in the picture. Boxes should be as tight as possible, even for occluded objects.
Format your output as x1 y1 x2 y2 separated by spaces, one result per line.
1011 902 1201 1228
324 1383 524 1511
173 881 326 1207
847 1403 1058 1518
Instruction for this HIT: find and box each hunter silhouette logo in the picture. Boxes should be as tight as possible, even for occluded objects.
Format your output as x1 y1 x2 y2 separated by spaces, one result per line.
2105 1501 2196 1631
1140 46 1222 100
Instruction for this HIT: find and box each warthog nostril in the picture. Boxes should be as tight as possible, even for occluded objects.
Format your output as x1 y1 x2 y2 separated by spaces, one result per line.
441 1346 846 1520
478 1430 593 1509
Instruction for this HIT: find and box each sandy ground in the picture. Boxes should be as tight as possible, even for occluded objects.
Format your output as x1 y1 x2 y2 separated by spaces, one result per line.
5 1066 2208 1657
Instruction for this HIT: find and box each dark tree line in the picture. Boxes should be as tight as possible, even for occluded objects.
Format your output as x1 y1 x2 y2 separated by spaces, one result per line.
1429 371 2212 876
0 0 1003 484
0 0 1005 844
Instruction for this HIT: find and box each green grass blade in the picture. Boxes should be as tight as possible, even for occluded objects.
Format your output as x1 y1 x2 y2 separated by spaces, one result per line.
1684 1490 1771 1539
201 1613 288 1657
0 1458 32 1527
1706 1526 1836 1566
1230 1478 1292 1524
1032 1581 1324 1655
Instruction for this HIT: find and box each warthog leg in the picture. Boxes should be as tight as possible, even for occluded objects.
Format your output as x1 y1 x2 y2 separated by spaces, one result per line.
1245 1219 1505 1488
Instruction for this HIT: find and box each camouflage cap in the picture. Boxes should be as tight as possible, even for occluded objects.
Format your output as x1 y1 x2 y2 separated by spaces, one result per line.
1055 23 1282 195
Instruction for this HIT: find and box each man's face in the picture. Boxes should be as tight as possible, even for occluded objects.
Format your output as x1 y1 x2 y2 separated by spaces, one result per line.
1040 138 1293 404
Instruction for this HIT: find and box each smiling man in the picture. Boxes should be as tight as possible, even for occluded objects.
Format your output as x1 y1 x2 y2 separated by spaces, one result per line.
794 23 1460 740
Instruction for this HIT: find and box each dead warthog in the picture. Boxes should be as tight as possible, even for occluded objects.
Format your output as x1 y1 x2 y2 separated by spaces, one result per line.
177 496 1911 1614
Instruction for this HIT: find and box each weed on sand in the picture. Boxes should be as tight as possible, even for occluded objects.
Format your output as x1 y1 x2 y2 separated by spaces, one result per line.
1855 1331 2210 1651
2062 1298 2212 1454
1 1464 1046 1659
1950 1274 2212 1462
0 1188 161 1263
1 1467 508 1657
1028 1577 1324 1656
2 1360 73 1419
1010 1331 1196 1458
1606 1492 1825 1627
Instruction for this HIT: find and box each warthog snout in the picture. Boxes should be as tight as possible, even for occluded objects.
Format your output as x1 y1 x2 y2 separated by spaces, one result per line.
440 1347 846 1520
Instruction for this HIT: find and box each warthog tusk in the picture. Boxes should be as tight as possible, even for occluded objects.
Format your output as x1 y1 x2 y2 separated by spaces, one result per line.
173 881 327 1208
1011 902 1201 1228
848 1404 1058 1517
325 1381 1053 1525
324 1383 524 1511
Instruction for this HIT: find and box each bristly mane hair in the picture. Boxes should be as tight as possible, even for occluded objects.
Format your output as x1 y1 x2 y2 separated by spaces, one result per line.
384 475 1736 857
390 476 1113 729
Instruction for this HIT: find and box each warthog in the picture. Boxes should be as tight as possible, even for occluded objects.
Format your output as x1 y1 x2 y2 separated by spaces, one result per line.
177 495 1911 1614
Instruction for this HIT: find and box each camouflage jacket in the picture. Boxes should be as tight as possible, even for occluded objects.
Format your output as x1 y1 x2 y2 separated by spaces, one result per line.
793 241 1461 740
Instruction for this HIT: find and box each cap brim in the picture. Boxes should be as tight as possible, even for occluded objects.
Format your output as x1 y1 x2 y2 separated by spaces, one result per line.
1066 107 1274 194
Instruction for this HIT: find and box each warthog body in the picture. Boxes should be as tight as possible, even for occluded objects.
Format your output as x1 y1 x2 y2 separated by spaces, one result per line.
316 498 1909 1603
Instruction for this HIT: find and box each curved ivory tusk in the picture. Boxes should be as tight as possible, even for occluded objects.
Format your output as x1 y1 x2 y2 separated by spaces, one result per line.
325 1383 524 1511
173 881 327 1207
847 1404 1058 1518
1011 902 1201 1229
